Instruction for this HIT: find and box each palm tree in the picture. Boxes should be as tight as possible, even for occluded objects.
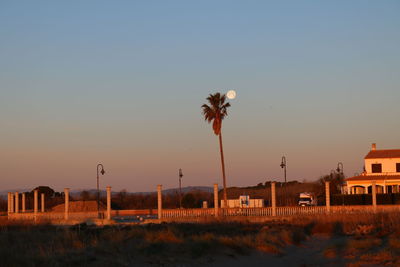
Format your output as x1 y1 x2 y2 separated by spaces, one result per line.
201 92 231 208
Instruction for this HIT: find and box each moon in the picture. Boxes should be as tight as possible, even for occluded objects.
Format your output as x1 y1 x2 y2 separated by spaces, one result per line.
226 90 236 99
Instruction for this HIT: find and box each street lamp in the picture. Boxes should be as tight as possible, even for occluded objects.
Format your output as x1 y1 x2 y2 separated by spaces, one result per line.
280 156 287 183
179 169 183 208
97 164 105 218
280 156 287 206
336 162 344 195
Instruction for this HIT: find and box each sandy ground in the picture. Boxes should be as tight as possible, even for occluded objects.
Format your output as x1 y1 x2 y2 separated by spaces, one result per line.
127 235 348 267
206 236 347 267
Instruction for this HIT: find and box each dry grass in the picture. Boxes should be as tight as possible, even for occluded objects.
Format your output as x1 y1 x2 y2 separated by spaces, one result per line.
1 212 400 266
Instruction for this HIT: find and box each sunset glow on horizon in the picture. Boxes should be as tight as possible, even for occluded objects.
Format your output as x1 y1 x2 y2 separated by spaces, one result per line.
1 1 399 193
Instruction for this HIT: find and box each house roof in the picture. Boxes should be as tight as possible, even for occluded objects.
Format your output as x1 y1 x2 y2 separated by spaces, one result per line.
345 175 400 182
364 149 400 159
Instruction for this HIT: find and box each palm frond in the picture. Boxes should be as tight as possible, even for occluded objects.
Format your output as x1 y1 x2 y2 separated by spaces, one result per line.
201 92 231 135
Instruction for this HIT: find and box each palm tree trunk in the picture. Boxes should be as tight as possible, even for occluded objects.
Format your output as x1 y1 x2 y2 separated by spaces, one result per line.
218 132 228 208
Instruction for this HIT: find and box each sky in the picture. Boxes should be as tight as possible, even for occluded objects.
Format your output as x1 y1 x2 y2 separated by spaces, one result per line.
1 1 399 192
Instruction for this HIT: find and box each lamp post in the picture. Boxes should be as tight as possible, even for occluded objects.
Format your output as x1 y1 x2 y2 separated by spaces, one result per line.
336 162 344 200
280 156 287 183
280 156 287 205
179 169 183 208
97 164 105 218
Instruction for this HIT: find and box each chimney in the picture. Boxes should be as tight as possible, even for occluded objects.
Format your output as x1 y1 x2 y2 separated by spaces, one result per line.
371 143 376 151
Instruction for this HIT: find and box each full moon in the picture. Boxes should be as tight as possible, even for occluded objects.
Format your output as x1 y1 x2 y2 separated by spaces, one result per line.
226 90 236 99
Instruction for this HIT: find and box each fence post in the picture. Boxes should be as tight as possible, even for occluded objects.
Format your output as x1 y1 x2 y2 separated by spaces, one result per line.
41 193 45 212
325 181 330 213
15 192 19 213
157 185 162 220
7 192 11 214
214 183 219 217
64 188 69 220
22 193 26 213
271 182 276 216
106 186 111 220
10 192 14 213
372 181 377 212
34 190 38 217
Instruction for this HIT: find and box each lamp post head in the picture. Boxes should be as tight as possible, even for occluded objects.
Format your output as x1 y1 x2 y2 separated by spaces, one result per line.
179 168 183 178
280 156 286 168
100 167 105 175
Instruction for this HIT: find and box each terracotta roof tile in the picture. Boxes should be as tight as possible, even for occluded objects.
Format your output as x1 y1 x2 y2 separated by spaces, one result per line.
364 149 400 159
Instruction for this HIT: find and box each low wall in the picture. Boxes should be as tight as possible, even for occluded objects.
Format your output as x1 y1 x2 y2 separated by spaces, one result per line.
7 212 99 223
112 209 155 216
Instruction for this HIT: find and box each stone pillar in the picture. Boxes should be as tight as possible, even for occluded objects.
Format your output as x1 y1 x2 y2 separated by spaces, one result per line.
214 183 219 217
325 181 330 213
157 185 162 220
10 192 14 213
34 190 38 215
41 193 45 212
271 182 276 216
64 188 69 220
15 192 19 213
106 186 111 220
7 192 11 214
372 181 377 212
22 193 26 212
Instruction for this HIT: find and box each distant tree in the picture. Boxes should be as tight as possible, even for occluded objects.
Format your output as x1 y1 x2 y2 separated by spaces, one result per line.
202 92 231 208
182 193 196 208
80 190 91 201
317 171 345 195
32 186 55 198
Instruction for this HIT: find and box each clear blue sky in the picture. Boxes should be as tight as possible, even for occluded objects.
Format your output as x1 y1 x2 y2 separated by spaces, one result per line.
1 1 399 192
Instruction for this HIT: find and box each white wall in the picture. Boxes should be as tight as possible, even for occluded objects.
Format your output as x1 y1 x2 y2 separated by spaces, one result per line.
365 158 400 174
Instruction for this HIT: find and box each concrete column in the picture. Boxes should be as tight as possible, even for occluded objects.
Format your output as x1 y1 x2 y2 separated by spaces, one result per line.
271 182 276 216
22 193 26 212
15 192 19 213
41 193 45 212
214 183 219 217
7 192 11 214
325 181 330 213
347 186 351 195
106 186 111 220
203 201 208 209
372 181 377 212
10 192 14 213
34 190 38 215
64 188 69 220
157 185 162 220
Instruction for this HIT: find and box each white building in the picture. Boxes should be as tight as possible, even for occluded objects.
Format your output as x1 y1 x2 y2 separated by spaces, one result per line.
221 195 264 208
345 143 400 194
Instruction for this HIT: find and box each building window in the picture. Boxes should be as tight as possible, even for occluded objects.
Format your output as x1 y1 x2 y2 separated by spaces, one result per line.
371 163 382 173
397 163 400 173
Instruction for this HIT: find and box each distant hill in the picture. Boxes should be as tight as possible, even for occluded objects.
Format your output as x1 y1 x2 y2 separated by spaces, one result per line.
69 186 214 197
0 189 30 198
